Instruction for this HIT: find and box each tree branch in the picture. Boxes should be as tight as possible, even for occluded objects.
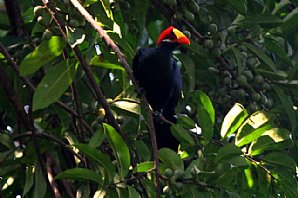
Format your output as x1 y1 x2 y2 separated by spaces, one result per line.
12 131 85 162
42 0 124 139
65 0 161 196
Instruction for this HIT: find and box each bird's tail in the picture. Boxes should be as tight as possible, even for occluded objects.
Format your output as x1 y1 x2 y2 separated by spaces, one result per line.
154 111 179 150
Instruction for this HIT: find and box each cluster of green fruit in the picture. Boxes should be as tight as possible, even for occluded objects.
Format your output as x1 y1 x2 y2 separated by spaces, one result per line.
33 0 84 41
162 168 185 195
210 58 274 113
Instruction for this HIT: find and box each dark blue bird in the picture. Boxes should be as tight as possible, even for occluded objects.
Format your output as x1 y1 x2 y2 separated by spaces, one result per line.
132 26 190 150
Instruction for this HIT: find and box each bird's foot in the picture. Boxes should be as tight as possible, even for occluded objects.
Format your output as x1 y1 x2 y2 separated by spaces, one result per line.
153 110 164 124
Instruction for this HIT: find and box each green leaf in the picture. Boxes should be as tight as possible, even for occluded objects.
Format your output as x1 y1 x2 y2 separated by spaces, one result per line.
34 163 47 198
239 14 282 27
171 124 195 146
255 69 288 80
111 99 140 115
158 148 184 170
197 106 214 143
32 59 76 111
194 90 215 125
221 103 248 139
74 143 115 183
215 144 242 162
90 56 125 71
229 0 247 15
176 53 195 92
248 128 294 156
135 161 154 173
88 126 105 147
264 37 291 66
23 166 34 197
177 114 196 129
263 152 296 172
55 168 102 184
103 123 130 178
132 140 151 162
244 42 277 71
281 7 298 34
128 186 141 198
231 46 245 74
20 36 66 75
0 133 13 149
274 87 296 132
235 111 271 147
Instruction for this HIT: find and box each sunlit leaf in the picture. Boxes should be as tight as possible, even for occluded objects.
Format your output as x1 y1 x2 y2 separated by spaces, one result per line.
248 128 294 156
235 111 270 147
20 36 66 75
103 123 130 178
135 161 154 173
221 103 248 139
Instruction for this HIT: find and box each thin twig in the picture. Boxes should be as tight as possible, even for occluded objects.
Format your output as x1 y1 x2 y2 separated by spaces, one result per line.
46 156 62 198
12 131 85 162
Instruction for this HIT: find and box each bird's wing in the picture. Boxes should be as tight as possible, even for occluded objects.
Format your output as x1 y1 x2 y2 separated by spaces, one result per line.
132 48 146 76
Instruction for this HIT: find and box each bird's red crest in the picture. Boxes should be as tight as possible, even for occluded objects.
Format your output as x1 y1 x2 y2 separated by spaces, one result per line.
157 26 190 45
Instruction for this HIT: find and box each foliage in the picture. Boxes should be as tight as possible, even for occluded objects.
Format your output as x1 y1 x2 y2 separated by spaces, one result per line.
0 0 297 197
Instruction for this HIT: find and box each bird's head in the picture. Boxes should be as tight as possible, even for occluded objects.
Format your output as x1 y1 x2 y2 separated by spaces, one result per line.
157 26 190 46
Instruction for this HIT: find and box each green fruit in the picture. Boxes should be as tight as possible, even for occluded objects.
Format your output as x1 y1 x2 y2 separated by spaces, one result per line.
37 13 51 26
164 168 173 178
69 19 80 28
217 87 226 96
42 30 52 40
243 70 253 80
260 94 268 104
248 102 259 112
247 58 258 68
173 169 184 179
237 89 246 99
174 11 183 21
261 82 270 90
252 92 261 102
164 0 177 7
212 48 221 57
208 23 218 33
204 39 214 49
253 75 264 84
223 71 232 78
183 30 191 38
190 0 200 13
236 75 248 86
265 99 273 108
174 182 183 190
223 76 231 86
183 10 195 22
